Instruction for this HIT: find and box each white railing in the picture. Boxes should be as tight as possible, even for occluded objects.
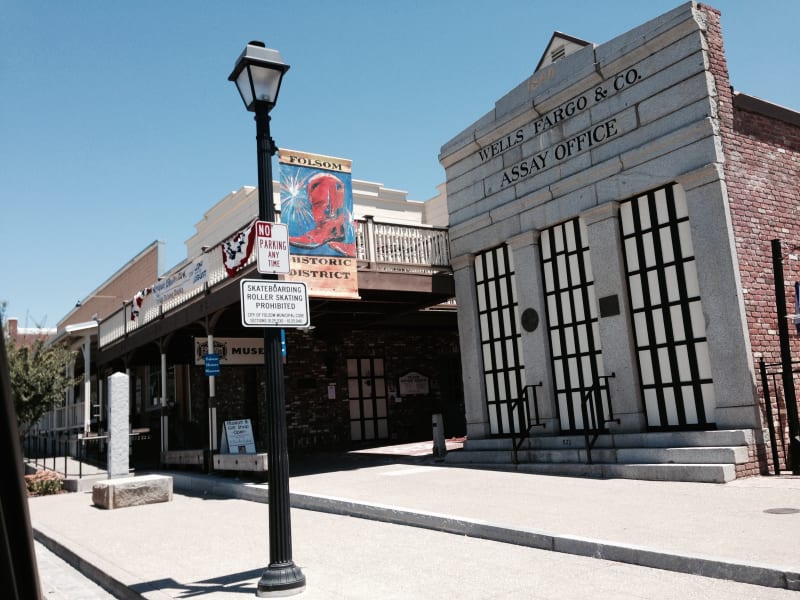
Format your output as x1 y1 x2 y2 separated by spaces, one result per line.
68 402 84 427
35 401 85 432
98 218 451 349
357 218 450 274
98 309 126 348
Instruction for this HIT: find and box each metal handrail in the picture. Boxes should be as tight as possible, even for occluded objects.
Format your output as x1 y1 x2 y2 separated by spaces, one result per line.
510 382 544 463
581 373 617 465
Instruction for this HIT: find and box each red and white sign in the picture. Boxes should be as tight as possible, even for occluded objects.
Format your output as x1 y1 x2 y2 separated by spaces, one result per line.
255 220 290 274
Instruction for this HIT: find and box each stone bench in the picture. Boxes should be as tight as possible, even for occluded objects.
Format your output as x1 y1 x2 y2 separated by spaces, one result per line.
92 474 173 510
161 449 205 467
213 453 268 478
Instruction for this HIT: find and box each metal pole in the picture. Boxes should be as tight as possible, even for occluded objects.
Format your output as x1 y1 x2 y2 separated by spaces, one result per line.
161 350 168 455
254 100 305 596
208 333 218 453
759 358 781 474
771 239 800 474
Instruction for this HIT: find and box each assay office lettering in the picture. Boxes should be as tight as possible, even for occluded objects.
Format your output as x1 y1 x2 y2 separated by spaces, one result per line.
477 94 591 162
477 66 644 182
501 118 619 187
477 129 524 162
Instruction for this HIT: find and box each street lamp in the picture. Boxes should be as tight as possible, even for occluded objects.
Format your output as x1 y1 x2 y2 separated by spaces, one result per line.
229 41 305 597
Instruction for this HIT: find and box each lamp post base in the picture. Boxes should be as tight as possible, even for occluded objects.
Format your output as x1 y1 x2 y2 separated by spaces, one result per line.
256 561 306 597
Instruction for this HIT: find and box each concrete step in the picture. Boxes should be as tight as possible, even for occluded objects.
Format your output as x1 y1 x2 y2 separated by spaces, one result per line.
446 446 746 466
609 429 753 449
602 463 736 483
464 429 753 451
516 448 618 463
443 429 753 483
616 446 750 465
449 461 735 484
446 449 514 464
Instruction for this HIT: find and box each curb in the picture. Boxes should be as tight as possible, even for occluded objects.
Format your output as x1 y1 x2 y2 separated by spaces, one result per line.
168 472 800 592
288 492 800 591
33 527 173 600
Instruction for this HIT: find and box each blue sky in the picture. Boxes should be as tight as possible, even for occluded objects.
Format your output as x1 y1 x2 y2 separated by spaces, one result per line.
2 1 798 328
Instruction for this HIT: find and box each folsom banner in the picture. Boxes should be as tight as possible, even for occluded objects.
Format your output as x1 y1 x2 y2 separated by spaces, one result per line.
278 149 359 299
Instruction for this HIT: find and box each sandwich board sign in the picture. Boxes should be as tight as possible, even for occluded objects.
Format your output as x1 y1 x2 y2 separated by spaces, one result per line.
220 419 256 454
255 221 290 275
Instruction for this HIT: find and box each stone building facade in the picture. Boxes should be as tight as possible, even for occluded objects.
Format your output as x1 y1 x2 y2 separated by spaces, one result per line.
439 2 800 476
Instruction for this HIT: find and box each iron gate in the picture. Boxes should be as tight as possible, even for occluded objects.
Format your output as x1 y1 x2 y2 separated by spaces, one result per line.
758 358 800 475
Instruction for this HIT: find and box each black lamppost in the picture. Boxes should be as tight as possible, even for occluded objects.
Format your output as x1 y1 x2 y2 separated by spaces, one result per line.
229 41 306 597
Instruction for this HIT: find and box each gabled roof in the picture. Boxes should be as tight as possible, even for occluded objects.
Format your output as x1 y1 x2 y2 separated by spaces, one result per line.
534 31 592 72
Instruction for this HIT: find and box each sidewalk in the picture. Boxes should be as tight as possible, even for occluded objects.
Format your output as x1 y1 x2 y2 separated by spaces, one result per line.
27 443 800 599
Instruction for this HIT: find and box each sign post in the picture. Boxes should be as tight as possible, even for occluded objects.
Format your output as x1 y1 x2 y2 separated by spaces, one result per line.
230 40 305 595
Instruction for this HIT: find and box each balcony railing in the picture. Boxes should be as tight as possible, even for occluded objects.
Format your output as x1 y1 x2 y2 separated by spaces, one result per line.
357 217 451 274
98 218 451 349
35 401 85 433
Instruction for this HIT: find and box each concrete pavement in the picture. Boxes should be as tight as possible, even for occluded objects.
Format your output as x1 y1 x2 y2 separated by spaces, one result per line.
27 442 800 598
35 539 114 600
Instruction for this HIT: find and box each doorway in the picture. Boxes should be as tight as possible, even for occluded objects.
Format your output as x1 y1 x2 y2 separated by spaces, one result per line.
347 357 389 442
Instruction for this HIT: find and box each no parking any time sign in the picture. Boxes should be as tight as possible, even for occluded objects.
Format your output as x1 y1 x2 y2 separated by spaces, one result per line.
255 220 290 274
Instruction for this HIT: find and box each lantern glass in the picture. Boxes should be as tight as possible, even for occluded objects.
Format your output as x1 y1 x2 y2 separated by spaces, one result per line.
248 63 284 105
230 42 289 111
235 68 255 108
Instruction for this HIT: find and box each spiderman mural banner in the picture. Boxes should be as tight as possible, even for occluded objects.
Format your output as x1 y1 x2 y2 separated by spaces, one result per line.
278 149 359 299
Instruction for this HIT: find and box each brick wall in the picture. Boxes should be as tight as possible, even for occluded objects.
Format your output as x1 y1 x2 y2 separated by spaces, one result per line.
186 327 460 451
59 242 161 328
5 318 55 348
284 328 460 449
702 3 800 473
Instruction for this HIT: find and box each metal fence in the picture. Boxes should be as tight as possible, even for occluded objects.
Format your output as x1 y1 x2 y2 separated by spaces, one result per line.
758 357 800 475
24 433 108 479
